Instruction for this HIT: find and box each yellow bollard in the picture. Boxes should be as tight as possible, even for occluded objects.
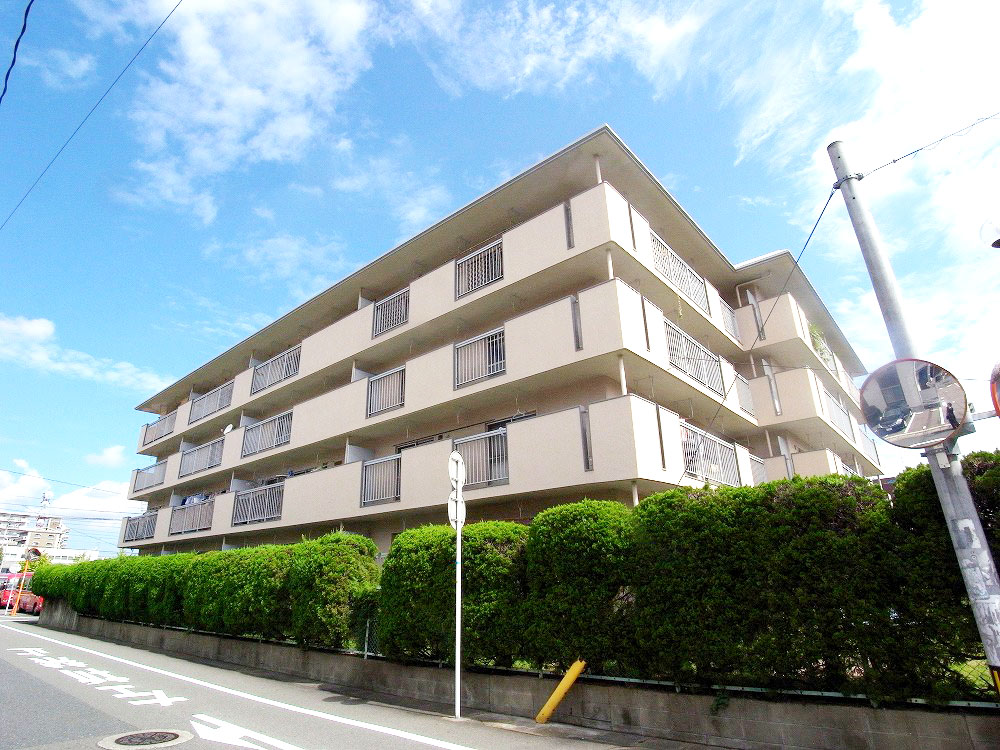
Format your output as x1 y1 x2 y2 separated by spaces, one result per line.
535 659 586 724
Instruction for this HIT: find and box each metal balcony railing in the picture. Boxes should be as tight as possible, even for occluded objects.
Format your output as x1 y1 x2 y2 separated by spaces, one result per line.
680 423 740 487
456 239 503 298
823 389 855 439
649 231 709 311
188 381 234 424
242 411 292 457
142 411 176 445
168 500 214 535
859 427 879 463
454 428 508 486
455 328 505 387
720 299 740 339
179 437 224 477
232 484 283 525
749 455 767 485
367 367 405 417
361 455 401 506
735 373 755 415
250 345 301 394
123 511 157 542
372 288 409 337
664 318 724 395
839 458 861 477
133 460 167 492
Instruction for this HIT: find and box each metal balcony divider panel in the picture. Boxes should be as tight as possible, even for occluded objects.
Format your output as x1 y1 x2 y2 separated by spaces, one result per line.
123 511 157 542
720 299 740 339
454 328 505 387
133 460 167 491
735 373 755 415
241 411 293 457
680 423 740 487
649 231 710 311
749 455 767 485
361 455 401 506
455 239 503 298
168 499 214 534
142 411 177 445
232 484 283 525
372 288 410 337
664 318 725 395
188 381 235 424
367 367 405 417
250 345 301 394
179 437 225 477
454 428 508 486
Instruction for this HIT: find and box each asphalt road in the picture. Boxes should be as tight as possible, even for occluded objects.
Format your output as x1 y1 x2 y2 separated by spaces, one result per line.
0 616 677 750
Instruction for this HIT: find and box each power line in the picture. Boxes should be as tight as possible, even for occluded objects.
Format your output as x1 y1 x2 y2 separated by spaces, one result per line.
0 468 121 494
0 0 186 234
0 0 34 108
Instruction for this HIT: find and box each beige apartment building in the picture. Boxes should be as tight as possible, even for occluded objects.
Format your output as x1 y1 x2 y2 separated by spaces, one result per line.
120 127 881 555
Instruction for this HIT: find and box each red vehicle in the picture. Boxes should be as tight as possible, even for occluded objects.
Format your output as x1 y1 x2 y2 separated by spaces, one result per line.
1 572 43 615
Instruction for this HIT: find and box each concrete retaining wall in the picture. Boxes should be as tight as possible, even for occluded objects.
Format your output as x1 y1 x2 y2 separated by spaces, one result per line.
39 600 999 749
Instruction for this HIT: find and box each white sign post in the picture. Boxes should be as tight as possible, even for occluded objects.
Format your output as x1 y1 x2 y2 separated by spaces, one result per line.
447 450 466 719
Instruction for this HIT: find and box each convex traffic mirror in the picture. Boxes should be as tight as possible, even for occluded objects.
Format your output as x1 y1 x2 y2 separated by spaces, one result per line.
860 359 967 448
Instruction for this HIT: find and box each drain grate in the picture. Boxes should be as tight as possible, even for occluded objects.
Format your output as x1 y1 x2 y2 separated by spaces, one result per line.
115 732 180 746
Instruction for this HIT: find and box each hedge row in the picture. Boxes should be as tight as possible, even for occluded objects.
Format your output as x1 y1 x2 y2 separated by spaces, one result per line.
33 532 379 647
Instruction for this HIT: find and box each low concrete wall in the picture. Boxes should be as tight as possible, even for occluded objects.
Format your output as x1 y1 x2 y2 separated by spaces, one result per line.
39 601 999 749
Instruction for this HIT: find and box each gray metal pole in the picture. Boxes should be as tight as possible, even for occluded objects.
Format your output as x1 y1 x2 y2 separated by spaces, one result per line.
828 141 1000 692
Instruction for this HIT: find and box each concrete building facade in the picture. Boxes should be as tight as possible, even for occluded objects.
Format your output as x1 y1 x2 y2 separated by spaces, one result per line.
0 512 69 549
119 127 881 555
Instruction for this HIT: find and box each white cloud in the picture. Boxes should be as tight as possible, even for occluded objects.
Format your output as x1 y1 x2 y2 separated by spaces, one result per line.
288 182 324 197
253 205 275 220
0 314 173 393
85 445 127 468
23 49 96 88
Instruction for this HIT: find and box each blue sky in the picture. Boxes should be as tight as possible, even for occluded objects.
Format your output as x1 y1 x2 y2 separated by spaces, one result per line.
1 0 998 554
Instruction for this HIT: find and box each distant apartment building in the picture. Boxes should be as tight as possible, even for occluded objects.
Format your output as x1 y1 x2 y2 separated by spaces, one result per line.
0 512 69 549
120 127 881 555
0 546 99 574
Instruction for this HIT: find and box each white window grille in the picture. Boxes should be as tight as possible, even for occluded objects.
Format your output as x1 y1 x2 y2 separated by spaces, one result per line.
372 288 409 337
735 373 755 415
241 411 293 457
649 231 709 311
361 455 401 506
179 437 225 477
168 499 214 534
367 367 405 417
454 428 508 486
456 239 503 298
680 423 740 487
232 483 283 525
455 328 505 387
664 318 724 394
188 381 234 424
142 411 177 445
133 460 167 492
123 511 157 542
251 345 301 394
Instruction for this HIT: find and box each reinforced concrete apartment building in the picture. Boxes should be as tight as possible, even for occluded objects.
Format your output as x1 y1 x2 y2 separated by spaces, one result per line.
120 127 881 555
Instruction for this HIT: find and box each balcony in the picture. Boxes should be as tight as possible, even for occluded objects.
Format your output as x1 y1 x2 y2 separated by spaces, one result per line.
242 412 293 457
123 511 157 542
822 387 855 440
142 411 177 446
233 483 284 525
664 318 724 395
133 460 167 492
456 239 503 298
251 345 301 395
735 373 755 416
454 328 505 387
649 230 709 312
179 438 224 478
361 455 401 506
719 299 740 339
168 500 214 535
680 422 740 487
749 454 767 485
189 381 234 424
454 428 509 486
372 288 409 337
367 367 405 417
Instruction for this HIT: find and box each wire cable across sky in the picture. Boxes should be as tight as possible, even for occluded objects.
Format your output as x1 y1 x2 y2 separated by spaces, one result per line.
0 0 34 109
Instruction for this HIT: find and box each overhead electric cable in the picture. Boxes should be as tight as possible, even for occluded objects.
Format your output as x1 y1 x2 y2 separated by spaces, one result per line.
0 0 34 109
0 0 186 233
0 468 120 494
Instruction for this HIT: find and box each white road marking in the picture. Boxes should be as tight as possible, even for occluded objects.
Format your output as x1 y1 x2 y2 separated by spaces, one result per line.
0 624 475 750
191 714 304 749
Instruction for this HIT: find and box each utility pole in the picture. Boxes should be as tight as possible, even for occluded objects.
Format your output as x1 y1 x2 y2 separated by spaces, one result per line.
829 141 1000 693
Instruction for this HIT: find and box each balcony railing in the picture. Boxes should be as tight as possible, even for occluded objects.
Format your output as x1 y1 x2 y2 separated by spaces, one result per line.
361 455 401 506
251 345 301 394
179 437 224 477
456 239 503 298
123 511 157 542
454 428 509 486
142 411 176 445
233 483 283 525
680 423 740 487
133 460 167 492
455 328 505 387
188 381 234 424
823 389 855 439
749 454 767 485
859 427 879 463
372 288 409 337
664 318 724 395
367 366 405 417
720 299 740 339
168 499 214 535
840 459 861 477
242 411 293 457
735 373 755 415
649 231 709 311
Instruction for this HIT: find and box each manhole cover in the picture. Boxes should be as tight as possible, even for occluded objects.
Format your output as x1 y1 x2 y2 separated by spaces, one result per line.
98 730 193 749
